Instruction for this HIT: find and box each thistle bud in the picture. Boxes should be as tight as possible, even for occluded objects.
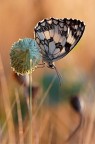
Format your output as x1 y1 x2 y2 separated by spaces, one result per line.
10 38 41 75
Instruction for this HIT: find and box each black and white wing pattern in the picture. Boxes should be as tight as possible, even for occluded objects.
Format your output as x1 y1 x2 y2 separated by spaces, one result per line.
34 18 85 63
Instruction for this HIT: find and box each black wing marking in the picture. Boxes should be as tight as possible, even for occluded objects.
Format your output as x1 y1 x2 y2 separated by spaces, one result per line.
34 18 85 62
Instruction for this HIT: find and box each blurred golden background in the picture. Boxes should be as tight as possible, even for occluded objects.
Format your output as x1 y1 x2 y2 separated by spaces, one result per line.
0 0 95 81
0 0 95 144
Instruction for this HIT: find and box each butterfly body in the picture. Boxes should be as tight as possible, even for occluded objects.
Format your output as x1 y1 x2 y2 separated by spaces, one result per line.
34 18 85 69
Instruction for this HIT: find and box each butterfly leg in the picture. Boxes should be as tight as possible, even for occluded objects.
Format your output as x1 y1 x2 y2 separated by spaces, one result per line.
53 66 62 86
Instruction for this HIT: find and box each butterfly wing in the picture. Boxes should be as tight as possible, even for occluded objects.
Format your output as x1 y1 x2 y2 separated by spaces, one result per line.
34 18 85 62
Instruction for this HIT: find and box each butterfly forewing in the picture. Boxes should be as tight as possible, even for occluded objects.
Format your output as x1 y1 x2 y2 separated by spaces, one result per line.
34 18 85 63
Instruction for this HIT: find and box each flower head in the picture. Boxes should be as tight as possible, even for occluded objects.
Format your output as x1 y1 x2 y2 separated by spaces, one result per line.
10 38 41 75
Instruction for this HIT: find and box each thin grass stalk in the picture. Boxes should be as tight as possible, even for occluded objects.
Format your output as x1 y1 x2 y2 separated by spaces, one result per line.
0 54 16 144
1 99 16 135
83 83 95 144
33 76 56 120
48 123 54 144
83 105 95 144
28 60 33 144
24 76 56 141
15 88 24 144
1 133 8 144
39 112 50 141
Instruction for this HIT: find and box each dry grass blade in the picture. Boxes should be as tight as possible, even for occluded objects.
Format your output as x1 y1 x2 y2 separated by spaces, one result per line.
32 76 56 144
48 123 54 144
76 82 95 144
82 85 95 144
0 54 16 144
23 76 56 142
15 88 24 144
39 112 50 141
33 75 56 120
1 99 16 135
28 73 33 144
1 133 8 144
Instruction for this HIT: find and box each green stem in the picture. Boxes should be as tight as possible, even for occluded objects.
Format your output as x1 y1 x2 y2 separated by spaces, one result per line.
29 73 32 113
28 60 33 144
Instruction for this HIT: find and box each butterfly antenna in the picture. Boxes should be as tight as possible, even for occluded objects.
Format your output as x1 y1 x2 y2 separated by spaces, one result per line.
53 66 62 86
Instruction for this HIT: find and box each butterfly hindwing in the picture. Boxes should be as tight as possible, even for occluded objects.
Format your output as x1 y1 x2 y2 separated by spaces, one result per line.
34 18 85 62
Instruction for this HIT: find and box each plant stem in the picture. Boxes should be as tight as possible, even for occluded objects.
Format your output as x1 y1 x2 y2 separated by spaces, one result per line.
0 54 16 144
15 88 24 144
28 60 33 144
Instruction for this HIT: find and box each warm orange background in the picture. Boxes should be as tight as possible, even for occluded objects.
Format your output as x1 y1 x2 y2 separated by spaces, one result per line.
0 1 95 144
0 0 95 82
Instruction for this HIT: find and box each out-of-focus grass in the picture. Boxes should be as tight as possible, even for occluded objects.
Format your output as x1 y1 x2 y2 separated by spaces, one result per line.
0 54 16 144
1 54 95 144
0 0 95 143
41 74 84 105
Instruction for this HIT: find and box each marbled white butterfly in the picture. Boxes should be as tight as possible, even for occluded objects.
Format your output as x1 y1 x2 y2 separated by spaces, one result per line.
34 18 85 83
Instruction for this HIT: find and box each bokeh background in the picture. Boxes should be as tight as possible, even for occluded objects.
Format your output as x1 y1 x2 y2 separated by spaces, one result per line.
0 0 95 144
0 0 95 80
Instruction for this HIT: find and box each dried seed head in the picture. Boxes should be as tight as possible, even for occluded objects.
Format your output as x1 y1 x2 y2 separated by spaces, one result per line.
10 38 41 75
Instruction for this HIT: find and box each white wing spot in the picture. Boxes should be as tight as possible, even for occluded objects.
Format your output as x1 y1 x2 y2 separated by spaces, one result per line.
67 28 75 44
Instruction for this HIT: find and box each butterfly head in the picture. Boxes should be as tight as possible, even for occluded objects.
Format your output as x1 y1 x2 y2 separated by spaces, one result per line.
47 61 62 85
47 62 55 69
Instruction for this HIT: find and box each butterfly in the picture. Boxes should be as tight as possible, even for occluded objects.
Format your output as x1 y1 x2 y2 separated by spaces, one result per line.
34 18 85 82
